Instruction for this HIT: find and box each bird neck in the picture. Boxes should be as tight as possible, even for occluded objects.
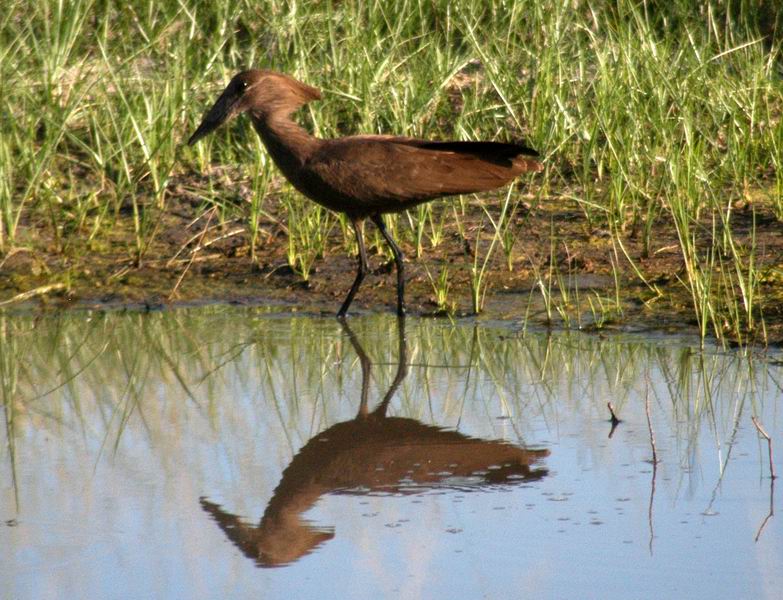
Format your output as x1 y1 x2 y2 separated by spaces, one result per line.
249 111 320 171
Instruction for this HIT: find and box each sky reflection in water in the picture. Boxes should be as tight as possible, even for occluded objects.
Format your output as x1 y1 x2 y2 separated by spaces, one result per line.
1 308 781 599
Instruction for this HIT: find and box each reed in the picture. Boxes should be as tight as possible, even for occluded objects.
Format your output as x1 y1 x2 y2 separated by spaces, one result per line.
1 0 779 342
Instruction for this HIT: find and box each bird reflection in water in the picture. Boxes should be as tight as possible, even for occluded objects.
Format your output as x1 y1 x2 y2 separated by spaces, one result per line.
200 318 549 567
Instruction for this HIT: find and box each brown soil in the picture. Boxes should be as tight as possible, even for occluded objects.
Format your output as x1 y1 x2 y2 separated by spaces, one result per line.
2 184 782 344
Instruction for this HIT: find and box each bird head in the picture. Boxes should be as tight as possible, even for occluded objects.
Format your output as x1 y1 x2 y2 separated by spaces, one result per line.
187 69 321 146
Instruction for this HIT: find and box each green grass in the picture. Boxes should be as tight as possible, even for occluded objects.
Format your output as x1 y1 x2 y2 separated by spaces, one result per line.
1 0 781 343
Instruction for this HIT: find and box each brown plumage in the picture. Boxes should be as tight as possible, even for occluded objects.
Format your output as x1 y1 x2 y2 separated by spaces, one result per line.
188 70 542 316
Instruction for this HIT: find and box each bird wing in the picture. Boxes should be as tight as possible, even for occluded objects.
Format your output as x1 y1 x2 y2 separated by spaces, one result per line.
302 136 542 216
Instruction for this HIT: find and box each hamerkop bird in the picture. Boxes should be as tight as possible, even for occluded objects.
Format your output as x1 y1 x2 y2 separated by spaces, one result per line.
188 70 543 316
200 318 549 567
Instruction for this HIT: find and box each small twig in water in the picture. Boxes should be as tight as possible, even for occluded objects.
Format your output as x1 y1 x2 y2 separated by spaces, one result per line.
751 416 776 480
753 414 775 542
607 402 622 439
755 478 775 543
644 380 658 555
645 388 658 465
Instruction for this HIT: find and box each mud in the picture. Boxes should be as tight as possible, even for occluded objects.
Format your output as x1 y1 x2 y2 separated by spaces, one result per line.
2 188 782 343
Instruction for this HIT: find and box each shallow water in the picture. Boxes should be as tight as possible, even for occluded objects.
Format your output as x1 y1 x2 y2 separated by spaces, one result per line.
1 308 781 599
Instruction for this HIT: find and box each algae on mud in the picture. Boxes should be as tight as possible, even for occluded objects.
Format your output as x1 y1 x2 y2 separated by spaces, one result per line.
3 191 782 344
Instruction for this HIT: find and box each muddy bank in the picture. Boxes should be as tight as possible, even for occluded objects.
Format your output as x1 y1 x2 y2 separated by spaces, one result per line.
2 190 782 343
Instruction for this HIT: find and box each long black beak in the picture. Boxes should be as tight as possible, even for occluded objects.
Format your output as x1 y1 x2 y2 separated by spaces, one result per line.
188 87 241 146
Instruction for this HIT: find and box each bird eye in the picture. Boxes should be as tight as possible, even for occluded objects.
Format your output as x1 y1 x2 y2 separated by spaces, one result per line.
240 80 249 92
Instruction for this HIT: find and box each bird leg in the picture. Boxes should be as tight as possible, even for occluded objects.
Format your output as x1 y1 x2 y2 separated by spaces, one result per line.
372 315 408 417
338 218 369 317
337 317 372 417
371 214 405 316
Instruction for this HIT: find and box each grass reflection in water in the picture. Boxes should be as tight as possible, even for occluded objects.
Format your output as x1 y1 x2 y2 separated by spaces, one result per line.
0 307 780 589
